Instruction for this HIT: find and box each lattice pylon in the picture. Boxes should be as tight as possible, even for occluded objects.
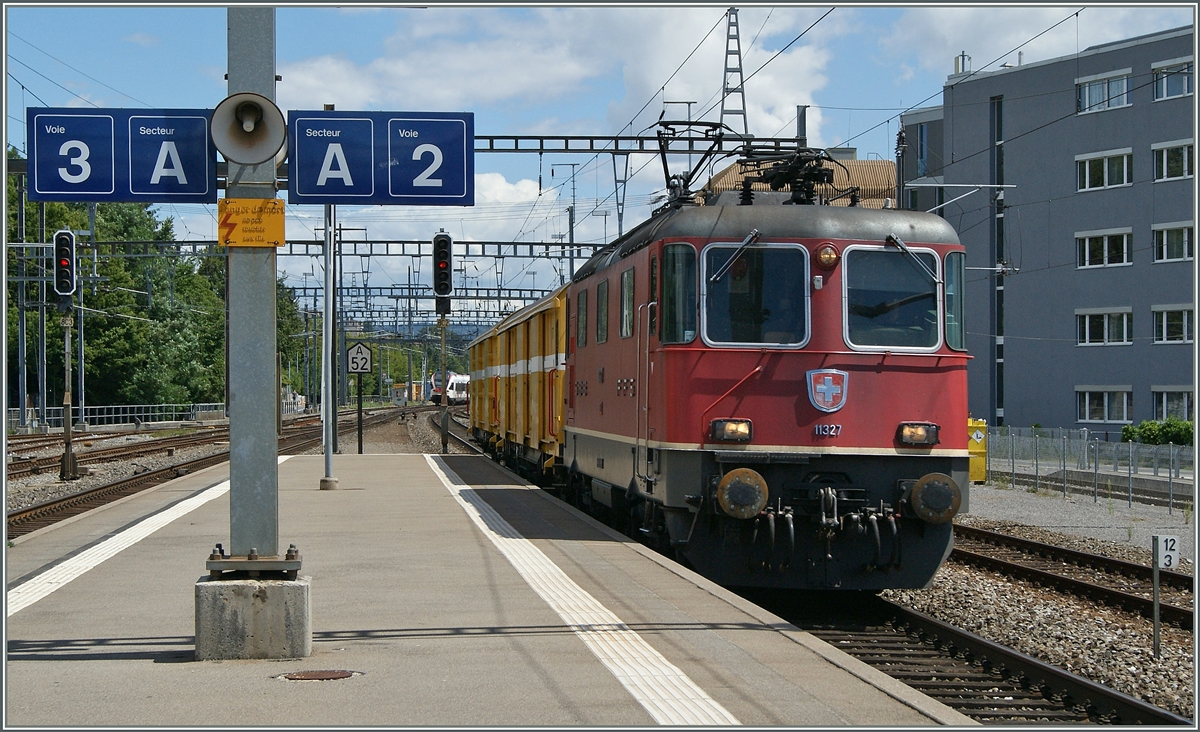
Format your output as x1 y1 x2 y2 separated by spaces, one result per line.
720 7 748 137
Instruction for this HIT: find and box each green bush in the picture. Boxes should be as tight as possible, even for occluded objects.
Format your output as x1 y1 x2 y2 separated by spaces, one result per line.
1122 419 1193 445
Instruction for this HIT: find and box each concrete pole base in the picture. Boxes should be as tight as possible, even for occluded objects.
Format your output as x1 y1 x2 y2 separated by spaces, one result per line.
319 477 340 490
194 575 311 660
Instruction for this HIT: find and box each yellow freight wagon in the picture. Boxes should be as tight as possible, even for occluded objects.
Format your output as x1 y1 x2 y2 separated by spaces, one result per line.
468 288 567 485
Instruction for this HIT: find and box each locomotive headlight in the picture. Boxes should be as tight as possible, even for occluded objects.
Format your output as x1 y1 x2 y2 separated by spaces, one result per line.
816 243 840 269
716 467 769 519
711 418 752 442
898 422 940 445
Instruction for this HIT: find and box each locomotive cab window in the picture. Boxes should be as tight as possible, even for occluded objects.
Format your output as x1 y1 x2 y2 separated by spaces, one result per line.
702 243 810 346
945 251 966 350
661 243 697 343
596 279 609 344
844 246 941 350
620 268 635 338
576 289 587 347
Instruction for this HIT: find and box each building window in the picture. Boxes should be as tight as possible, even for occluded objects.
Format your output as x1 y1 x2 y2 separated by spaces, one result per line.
1076 311 1132 345
1153 225 1193 261
1153 61 1193 100
1076 231 1131 268
620 268 635 338
908 188 920 211
1076 73 1131 112
1077 390 1132 423
576 289 587 347
1153 308 1193 343
595 279 608 344
1154 390 1194 421
1153 142 1193 181
916 122 928 177
1076 150 1132 191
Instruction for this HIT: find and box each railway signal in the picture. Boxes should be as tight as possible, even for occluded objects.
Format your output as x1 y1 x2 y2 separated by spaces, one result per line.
433 230 453 314
52 229 77 298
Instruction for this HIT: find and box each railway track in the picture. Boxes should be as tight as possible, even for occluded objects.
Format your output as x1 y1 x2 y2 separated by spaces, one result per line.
6 429 232 480
951 524 1194 628
6 407 412 539
743 590 1192 725
429 409 482 454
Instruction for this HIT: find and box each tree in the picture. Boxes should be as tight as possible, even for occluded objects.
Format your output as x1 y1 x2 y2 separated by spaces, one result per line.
7 147 321 415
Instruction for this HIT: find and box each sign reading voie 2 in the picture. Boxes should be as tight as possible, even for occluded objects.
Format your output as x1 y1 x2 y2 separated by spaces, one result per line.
288 110 473 206
26 108 215 202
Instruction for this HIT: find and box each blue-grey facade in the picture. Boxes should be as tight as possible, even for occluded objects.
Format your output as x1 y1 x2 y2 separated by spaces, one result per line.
902 26 1195 435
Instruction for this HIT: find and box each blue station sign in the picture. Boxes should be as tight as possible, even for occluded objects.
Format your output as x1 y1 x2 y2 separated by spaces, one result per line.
26 108 216 202
287 110 474 206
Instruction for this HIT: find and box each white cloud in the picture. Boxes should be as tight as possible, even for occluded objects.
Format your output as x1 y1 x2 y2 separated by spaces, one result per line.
881 6 1194 76
123 32 159 47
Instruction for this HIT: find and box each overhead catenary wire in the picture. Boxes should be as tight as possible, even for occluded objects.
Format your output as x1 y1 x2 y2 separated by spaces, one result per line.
836 8 1084 152
7 30 153 106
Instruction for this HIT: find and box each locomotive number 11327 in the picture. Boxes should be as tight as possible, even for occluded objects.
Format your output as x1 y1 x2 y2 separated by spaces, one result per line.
814 424 842 437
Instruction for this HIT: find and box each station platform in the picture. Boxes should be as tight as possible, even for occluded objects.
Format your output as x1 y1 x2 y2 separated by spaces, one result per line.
6 454 975 726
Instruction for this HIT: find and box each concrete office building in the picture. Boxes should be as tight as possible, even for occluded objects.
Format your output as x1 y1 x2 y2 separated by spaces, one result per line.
901 26 1194 434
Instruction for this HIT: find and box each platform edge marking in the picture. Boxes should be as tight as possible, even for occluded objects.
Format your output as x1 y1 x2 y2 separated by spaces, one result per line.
6 456 293 617
425 454 741 726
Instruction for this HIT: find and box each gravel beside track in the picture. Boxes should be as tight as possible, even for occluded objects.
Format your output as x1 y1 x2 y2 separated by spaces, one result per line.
6 433 229 514
883 482 1196 720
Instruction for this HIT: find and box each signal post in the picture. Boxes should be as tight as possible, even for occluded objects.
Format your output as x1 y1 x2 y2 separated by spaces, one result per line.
434 231 452 453
53 230 78 480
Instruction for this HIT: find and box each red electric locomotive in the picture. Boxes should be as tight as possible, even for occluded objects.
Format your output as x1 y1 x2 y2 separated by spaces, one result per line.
556 141 969 591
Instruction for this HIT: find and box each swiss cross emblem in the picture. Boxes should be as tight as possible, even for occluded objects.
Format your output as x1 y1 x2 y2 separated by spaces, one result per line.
807 369 848 413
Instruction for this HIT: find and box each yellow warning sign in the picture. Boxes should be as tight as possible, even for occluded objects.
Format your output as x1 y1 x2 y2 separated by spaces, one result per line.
218 198 285 247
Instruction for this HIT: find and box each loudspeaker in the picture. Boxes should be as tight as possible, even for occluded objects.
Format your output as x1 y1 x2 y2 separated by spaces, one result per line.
211 92 287 165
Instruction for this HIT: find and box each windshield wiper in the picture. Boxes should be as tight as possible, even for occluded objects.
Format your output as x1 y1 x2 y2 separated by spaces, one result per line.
885 233 942 285
709 229 762 284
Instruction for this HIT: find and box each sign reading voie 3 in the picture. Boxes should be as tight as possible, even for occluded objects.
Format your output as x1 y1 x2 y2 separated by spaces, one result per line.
288 110 473 206
26 108 215 202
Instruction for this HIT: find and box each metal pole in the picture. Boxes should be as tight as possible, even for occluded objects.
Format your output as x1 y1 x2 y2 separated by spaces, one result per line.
1034 433 1039 492
17 174 28 429
76 286 85 428
1152 536 1161 659
1167 442 1174 515
357 372 363 455
1010 432 1016 489
224 52 282 560
59 314 76 480
321 202 337 488
37 201 48 429
440 317 448 454
1062 434 1068 497
1127 440 1133 507
1093 439 1099 502
76 205 94 428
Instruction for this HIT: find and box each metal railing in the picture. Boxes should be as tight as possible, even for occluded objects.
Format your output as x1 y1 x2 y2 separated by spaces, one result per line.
6 399 317 431
985 427 1194 511
7 403 227 429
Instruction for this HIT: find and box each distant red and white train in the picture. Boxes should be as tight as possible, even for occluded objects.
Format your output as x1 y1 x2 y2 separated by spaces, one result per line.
470 143 968 591
429 371 470 406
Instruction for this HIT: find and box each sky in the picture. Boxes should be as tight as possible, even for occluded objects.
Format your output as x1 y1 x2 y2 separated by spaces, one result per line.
4 3 1195 308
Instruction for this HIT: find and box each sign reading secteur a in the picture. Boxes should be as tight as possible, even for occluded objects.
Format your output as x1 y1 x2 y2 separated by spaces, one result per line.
26 108 216 202
287 110 473 206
